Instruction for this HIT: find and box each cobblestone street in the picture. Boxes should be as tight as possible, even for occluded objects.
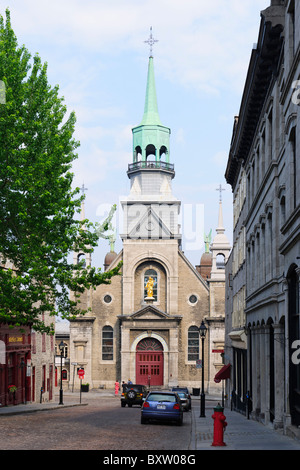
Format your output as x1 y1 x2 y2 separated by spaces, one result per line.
0 393 192 451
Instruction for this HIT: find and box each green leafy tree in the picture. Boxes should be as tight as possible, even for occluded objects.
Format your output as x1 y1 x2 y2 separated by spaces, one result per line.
0 10 121 334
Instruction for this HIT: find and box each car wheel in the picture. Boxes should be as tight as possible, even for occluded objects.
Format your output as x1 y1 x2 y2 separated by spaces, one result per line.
121 402 126 407
141 416 148 424
127 390 136 400
176 415 183 426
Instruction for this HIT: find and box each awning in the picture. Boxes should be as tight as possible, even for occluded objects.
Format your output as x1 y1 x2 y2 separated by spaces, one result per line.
214 364 231 383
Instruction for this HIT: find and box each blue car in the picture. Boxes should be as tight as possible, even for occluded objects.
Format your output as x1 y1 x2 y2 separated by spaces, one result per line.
141 391 183 425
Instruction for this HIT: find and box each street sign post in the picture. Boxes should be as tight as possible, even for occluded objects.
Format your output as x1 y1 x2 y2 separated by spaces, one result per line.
78 368 84 403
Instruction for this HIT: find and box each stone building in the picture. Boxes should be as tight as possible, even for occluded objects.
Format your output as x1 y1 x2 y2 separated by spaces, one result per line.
30 316 55 404
54 320 70 391
69 50 230 394
225 0 300 437
0 260 55 407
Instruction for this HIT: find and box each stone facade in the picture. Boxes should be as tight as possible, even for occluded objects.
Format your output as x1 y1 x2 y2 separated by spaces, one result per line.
31 318 55 403
225 0 300 436
69 53 230 394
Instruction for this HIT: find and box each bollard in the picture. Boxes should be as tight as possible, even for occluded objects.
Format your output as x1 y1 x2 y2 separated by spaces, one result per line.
211 403 227 446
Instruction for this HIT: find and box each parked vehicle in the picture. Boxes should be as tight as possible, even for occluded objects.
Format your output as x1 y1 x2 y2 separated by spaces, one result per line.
141 390 183 425
121 384 148 407
171 387 191 410
176 391 189 411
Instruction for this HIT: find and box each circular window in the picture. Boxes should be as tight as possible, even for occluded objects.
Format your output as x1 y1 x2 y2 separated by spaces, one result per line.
103 294 112 304
189 294 198 304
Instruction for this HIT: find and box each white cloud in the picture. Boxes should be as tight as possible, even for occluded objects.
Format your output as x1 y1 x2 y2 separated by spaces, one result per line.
7 0 267 97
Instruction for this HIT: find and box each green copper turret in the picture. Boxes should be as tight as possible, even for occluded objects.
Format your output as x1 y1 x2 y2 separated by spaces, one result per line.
131 56 171 165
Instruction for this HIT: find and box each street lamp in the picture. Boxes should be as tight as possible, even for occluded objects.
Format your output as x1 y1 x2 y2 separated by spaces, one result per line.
59 340 65 405
199 320 207 417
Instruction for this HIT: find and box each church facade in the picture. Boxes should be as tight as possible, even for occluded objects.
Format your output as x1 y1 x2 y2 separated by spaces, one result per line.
69 50 230 393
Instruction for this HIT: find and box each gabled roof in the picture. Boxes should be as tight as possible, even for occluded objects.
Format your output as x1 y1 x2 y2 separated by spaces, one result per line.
119 304 182 322
128 206 175 240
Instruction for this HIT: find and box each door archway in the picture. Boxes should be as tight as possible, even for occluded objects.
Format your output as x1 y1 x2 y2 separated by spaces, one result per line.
136 337 163 386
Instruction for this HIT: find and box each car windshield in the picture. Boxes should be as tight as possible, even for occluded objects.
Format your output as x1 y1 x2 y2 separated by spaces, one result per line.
148 393 176 403
177 393 186 398
123 384 143 391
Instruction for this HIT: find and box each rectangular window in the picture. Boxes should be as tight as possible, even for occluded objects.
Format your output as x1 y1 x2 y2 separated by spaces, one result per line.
102 326 113 360
188 327 199 361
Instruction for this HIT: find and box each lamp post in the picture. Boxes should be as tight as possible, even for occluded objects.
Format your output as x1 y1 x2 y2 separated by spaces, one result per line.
59 340 65 405
199 320 207 417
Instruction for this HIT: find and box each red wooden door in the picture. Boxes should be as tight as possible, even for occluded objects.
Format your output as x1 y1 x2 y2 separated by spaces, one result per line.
136 338 163 386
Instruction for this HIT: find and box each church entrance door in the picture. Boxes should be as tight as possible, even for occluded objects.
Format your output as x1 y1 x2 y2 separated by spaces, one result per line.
136 338 163 386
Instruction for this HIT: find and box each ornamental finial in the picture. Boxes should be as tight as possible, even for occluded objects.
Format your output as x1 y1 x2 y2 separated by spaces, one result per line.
216 184 225 202
144 26 158 57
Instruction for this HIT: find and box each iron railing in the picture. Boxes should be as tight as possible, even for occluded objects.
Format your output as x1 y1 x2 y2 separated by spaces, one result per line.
128 160 174 172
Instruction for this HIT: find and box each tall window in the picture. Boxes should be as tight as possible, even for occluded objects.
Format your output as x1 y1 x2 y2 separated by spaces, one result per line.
77 253 86 268
289 127 297 209
102 326 113 360
188 326 199 361
144 269 158 301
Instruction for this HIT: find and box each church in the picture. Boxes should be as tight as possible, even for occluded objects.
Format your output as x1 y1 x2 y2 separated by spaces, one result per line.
69 40 231 394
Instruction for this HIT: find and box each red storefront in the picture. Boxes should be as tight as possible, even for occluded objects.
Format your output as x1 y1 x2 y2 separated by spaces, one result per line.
0 324 31 407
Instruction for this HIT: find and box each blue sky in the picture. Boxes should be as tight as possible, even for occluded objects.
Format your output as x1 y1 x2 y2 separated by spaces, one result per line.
2 0 268 268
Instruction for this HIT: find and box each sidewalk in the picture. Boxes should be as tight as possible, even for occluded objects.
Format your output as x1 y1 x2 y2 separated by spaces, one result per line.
1 389 300 450
0 396 87 416
190 396 300 450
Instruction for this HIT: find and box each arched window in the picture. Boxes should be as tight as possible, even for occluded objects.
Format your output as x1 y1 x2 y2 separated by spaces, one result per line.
159 145 168 162
102 326 113 360
288 265 300 425
134 146 142 163
216 253 225 269
146 144 156 160
188 326 199 361
144 269 158 301
77 253 86 268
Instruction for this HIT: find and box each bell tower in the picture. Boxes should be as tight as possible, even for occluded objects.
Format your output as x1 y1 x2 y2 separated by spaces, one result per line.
120 28 181 243
210 185 231 280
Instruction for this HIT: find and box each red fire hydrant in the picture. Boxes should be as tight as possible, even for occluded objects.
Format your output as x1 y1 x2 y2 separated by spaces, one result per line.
211 403 227 446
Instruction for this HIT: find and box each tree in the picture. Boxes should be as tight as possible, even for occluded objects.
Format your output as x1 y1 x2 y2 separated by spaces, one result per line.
0 10 121 334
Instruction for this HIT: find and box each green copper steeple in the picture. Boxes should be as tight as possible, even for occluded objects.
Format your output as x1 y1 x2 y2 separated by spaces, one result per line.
131 33 171 166
140 56 163 126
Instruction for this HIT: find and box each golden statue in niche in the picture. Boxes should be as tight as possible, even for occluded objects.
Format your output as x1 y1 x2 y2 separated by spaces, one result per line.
145 276 154 298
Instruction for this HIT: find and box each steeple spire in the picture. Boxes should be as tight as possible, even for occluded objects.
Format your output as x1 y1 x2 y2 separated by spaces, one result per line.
209 188 231 280
131 29 171 166
140 56 162 126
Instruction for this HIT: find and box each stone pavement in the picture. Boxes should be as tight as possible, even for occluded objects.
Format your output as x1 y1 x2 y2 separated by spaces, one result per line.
1 389 300 450
191 396 300 450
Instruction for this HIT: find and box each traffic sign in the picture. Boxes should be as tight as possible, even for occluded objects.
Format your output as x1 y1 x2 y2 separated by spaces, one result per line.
78 368 85 379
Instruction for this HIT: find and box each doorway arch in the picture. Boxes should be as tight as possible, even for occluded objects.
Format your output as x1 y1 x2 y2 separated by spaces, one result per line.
288 264 300 425
136 337 163 386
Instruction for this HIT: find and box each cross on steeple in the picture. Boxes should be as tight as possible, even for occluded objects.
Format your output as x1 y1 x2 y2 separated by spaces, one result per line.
80 183 88 196
144 27 158 57
216 184 225 202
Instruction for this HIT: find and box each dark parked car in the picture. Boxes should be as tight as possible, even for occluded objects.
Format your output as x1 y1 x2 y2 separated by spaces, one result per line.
176 391 189 411
171 387 191 410
141 390 183 425
121 384 148 407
